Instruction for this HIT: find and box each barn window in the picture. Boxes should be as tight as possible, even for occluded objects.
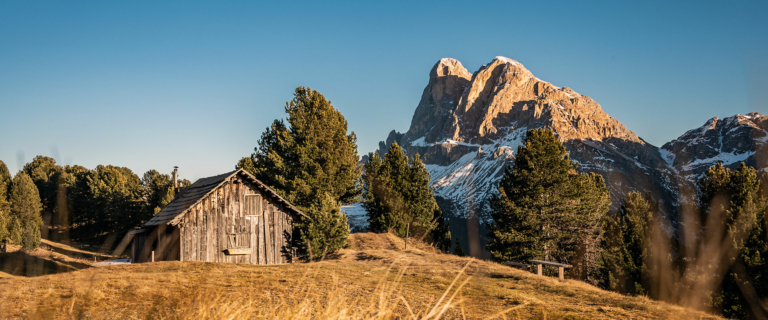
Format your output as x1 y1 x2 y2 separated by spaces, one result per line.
228 233 251 248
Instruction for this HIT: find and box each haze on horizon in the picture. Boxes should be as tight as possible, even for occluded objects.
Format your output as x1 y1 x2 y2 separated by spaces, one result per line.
1 0 766 181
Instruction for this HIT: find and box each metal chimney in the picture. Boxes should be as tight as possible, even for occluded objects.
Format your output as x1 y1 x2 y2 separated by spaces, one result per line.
172 166 179 189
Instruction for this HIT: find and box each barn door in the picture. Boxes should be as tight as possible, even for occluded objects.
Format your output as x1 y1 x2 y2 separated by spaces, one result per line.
245 194 262 263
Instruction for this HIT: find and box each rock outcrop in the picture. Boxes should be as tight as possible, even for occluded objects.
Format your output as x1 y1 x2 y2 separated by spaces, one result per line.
374 57 682 256
661 113 768 195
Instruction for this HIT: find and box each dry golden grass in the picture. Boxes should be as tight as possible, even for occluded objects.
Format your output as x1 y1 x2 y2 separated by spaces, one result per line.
0 233 722 319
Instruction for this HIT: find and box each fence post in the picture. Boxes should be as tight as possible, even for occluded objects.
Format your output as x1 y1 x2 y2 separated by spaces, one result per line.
151 250 155 262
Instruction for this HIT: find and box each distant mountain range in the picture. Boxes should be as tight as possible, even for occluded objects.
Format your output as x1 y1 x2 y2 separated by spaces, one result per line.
360 57 764 257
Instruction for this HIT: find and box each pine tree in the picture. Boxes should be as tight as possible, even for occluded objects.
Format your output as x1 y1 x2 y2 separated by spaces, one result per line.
696 162 768 319
245 87 360 256
85 165 147 242
362 143 450 248
598 191 654 295
22 156 63 222
63 165 94 241
246 87 361 206
0 160 11 252
9 172 43 250
453 236 466 257
487 128 610 280
299 193 349 261
141 169 174 214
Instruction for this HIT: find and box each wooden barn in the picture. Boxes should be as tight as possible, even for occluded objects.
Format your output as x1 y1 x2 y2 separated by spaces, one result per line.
131 169 307 264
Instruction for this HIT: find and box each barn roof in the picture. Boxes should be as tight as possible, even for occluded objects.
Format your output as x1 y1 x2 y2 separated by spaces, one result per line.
144 169 307 227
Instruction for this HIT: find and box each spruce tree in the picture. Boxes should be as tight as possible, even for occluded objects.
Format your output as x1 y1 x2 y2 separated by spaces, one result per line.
598 191 654 295
0 160 11 251
453 236 466 257
299 193 349 261
362 142 450 248
245 87 359 256
696 162 768 319
85 165 147 242
141 169 174 214
487 128 610 280
9 172 43 250
22 156 63 222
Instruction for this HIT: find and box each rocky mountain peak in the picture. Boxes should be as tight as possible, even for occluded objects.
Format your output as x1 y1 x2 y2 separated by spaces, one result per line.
378 56 679 221
402 56 644 147
662 112 768 183
431 58 472 79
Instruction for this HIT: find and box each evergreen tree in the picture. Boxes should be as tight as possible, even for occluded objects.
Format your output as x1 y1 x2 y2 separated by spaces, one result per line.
598 191 654 295
246 87 362 206
0 160 11 251
83 165 147 242
362 143 451 248
486 128 610 280
9 172 43 250
63 165 94 241
453 236 466 257
299 193 349 261
696 162 768 319
141 169 174 214
245 87 360 256
22 156 63 221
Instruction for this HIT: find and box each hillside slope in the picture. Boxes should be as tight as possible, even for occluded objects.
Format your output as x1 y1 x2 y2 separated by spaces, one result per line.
0 233 719 319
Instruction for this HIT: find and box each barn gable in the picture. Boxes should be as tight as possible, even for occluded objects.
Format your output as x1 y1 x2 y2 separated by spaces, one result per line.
144 169 305 227
134 169 306 265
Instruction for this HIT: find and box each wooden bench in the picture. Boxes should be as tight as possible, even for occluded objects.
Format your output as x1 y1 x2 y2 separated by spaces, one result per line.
529 260 572 280
505 261 528 269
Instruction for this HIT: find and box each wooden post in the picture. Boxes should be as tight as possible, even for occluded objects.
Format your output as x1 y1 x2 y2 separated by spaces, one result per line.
151 250 155 262
405 223 409 250
537 264 542 276
559 266 564 280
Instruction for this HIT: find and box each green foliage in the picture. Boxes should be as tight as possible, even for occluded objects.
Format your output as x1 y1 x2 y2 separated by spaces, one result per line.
362 143 451 249
0 160 11 248
22 156 63 217
142 169 175 214
246 87 361 255
8 172 43 250
598 191 654 295
298 193 349 261
66 165 149 243
453 236 465 257
236 157 256 174
486 128 610 281
247 87 362 207
695 162 768 319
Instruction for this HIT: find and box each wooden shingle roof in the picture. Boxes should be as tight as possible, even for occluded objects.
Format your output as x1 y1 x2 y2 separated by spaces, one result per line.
144 169 306 227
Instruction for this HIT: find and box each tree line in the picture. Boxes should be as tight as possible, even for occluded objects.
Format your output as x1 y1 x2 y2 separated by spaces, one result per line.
486 128 768 319
0 156 189 251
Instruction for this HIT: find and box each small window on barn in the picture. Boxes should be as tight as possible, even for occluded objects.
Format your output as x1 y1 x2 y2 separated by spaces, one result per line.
228 233 251 249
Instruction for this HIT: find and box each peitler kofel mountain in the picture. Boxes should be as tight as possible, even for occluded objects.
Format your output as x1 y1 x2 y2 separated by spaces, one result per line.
375 57 681 257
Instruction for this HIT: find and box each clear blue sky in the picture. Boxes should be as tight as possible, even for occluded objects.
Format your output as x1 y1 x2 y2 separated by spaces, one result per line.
1 1 766 181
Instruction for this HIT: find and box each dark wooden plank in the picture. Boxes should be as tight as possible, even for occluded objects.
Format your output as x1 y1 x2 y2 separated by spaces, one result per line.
218 189 226 263
529 260 572 268
277 209 284 264
265 201 272 265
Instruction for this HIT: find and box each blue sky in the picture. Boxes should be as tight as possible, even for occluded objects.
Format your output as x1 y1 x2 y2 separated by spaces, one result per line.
1 1 766 181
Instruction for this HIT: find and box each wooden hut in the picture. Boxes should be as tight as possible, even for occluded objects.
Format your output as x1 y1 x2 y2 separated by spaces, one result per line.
132 169 307 264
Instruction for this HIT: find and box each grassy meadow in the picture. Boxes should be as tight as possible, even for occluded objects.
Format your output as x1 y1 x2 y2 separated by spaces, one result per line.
0 233 721 319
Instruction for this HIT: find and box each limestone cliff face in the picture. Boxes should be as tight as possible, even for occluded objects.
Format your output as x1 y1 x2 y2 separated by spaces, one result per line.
379 57 680 227
662 113 768 184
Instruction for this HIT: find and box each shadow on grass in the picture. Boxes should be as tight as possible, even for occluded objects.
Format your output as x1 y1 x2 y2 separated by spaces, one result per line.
0 251 91 277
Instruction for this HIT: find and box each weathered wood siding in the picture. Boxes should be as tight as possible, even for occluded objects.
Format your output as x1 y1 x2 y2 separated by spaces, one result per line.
176 177 294 264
